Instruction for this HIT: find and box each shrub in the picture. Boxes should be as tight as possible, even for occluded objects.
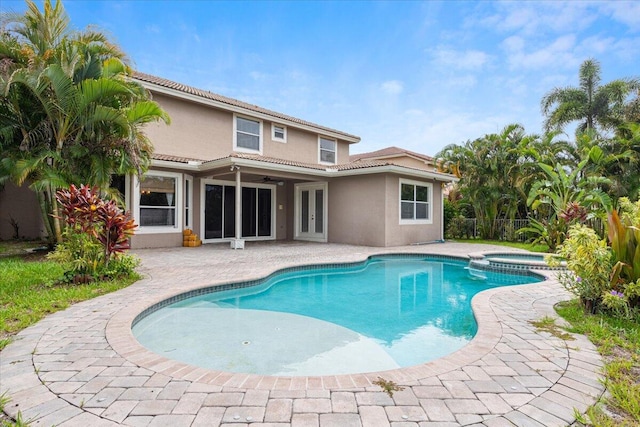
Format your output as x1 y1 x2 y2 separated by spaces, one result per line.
446 216 475 239
554 224 613 312
47 231 104 283
48 184 139 282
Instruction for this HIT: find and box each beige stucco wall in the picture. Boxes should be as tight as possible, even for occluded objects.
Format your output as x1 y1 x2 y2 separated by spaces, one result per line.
383 175 443 246
327 174 387 246
0 182 46 240
145 93 233 161
146 93 353 166
326 173 443 247
131 233 184 249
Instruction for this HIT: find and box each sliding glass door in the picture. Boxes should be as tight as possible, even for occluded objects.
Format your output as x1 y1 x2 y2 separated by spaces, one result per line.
202 180 274 242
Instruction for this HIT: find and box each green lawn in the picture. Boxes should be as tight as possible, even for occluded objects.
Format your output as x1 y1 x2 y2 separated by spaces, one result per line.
0 253 138 351
556 300 640 426
450 238 550 253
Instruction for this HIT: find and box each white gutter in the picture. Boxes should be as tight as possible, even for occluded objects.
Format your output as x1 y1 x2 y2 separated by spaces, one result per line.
153 156 458 183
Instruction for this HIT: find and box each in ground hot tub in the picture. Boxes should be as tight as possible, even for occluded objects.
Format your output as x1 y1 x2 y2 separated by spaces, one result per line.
468 251 566 274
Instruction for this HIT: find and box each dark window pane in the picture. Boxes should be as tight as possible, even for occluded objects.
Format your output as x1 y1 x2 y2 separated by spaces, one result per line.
315 189 324 233
401 202 414 219
320 138 335 150
301 191 309 233
258 189 272 236
224 186 236 238
140 176 176 207
401 184 414 201
237 117 260 134
237 133 259 150
140 208 175 226
416 203 428 219
205 185 222 239
320 150 335 163
416 185 429 202
242 187 257 237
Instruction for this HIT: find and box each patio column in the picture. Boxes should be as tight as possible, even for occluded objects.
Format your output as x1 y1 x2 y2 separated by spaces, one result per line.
231 166 245 249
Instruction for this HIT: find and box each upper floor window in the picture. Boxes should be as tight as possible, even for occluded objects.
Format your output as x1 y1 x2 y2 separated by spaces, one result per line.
399 179 432 224
319 137 336 164
272 124 287 142
234 116 262 153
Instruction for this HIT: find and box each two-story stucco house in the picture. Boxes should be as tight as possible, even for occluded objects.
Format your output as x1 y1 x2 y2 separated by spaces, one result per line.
0 73 456 248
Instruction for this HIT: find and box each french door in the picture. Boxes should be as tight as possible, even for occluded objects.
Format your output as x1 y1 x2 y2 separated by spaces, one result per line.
294 182 328 242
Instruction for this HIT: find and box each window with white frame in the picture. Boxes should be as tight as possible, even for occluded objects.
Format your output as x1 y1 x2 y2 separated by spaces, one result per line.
136 171 181 230
399 179 432 224
234 116 262 152
319 137 336 164
272 124 286 142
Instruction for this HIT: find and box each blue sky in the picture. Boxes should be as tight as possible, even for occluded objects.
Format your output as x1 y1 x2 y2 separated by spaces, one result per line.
4 1 639 156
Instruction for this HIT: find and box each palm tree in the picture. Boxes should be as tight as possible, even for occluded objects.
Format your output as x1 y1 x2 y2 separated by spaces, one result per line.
541 58 639 135
0 0 169 243
437 124 536 239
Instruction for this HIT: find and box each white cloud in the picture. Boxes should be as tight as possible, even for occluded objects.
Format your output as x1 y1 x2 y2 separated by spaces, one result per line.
502 34 578 70
431 47 491 70
476 2 596 36
381 80 404 95
443 75 477 89
598 1 640 29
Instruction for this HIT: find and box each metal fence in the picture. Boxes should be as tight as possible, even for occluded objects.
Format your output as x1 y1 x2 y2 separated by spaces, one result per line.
446 218 531 242
447 217 605 242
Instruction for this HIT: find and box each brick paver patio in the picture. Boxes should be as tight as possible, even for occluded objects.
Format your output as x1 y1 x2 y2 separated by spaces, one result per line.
1 242 605 426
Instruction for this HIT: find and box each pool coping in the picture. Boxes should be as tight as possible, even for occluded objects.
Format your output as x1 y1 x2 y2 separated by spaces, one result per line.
108 252 554 390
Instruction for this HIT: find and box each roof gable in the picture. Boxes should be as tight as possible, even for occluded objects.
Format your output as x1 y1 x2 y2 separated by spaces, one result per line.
349 146 434 163
134 72 360 143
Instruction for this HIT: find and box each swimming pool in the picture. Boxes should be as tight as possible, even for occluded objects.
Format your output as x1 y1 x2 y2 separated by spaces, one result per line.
132 255 540 376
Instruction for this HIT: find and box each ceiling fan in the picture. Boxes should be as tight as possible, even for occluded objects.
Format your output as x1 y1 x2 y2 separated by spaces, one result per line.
254 176 285 186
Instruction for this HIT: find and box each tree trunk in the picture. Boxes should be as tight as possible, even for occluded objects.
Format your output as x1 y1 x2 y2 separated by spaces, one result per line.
36 189 55 247
50 183 63 244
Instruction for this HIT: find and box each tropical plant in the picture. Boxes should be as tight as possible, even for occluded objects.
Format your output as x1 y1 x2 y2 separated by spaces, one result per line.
48 184 138 282
437 124 538 239
554 224 613 313
523 159 611 250
0 0 169 244
541 58 640 135
55 184 137 267
607 204 640 291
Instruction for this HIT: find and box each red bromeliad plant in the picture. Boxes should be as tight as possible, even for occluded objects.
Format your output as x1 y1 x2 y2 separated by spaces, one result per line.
55 184 137 267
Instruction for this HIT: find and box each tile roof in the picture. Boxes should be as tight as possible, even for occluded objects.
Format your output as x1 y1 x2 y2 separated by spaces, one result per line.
152 153 206 164
214 152 327 170
134 72 360 142
184 152 454 180
349 146 434 163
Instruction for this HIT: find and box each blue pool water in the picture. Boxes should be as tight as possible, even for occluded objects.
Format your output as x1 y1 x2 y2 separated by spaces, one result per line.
133 257 540 376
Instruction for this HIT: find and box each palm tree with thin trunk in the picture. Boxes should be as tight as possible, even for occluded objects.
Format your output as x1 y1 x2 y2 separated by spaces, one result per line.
0 0 169 244
541 58 639 135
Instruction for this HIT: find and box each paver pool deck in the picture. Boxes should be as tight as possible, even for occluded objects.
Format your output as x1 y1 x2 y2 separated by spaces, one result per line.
1 242 606 426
